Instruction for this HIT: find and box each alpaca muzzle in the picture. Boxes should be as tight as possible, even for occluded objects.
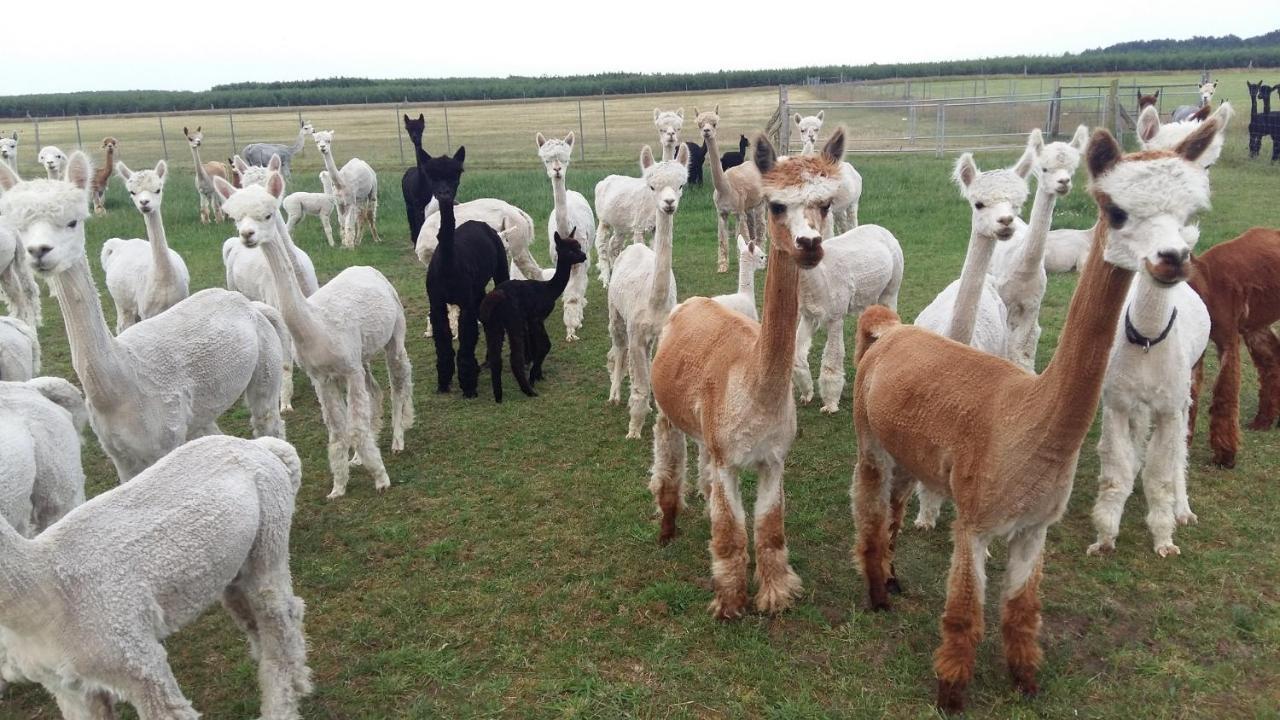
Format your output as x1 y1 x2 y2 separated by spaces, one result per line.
796 236 824 268
1144 248 1190 285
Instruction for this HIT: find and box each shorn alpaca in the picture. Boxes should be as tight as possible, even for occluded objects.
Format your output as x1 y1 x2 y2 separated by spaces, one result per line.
233 153 283 189
0 316 40 380
1137 102 1233 168
699 106 766 273
184 126 230 224
648 129 846 618
37 146 66 179
0 152 289 481
283 171 338 246
0 435 311 719
793 111 862 235
536 131 596 341
792 223 903 413
0 132 16 172
607 144 689 439
1172 80 1217 122
711 235 767 321
90 136 117 215
480 230 588 402
0 223 41 328
0 377 86 537
313 130 381 247
100 160 191 332
851 121 1222 713
241 119 312 178
654 107 684 160
401 113 431 246
216 173 414 499
416 199 541 285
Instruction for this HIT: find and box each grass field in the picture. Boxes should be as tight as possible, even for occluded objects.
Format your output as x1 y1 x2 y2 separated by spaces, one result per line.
4 107 1280 719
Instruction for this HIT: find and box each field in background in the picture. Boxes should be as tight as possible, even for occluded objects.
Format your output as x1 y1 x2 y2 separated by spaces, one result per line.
4 83 1280 718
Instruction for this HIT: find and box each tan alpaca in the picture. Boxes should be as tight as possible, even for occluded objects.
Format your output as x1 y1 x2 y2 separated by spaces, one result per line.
850 119 1223 713
649 129 845 619
183 127 229 224
696 107 765 273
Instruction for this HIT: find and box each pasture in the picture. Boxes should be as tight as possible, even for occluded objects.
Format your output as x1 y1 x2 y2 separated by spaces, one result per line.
4 97 1280 718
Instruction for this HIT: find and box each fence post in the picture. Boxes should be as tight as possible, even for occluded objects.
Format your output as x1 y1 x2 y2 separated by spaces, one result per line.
228 112 237 155
601 97 608 153
32 117 40 154
157 116 169 163
908 103 917 147
74 116 83 151
395 105 405 166
1108 79 1120 139
779 85 790 153
443 106 451 151
577 100 586 162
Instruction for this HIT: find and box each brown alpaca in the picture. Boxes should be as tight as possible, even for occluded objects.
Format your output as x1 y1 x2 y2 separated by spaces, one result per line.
851 119 1223 713
1138 89 1160 110
91 137 117 216
1187 227 1280 468
183 126 230 224
696 107 766 273
649 129 845 619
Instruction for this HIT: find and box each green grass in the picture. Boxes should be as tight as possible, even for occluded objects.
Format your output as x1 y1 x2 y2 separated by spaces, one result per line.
5 121 1280 719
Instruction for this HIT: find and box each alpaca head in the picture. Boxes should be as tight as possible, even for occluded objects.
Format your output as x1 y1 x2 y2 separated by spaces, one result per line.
1247 81 1260 101
0 152 92 275
639 144 689 216
693 106 720 140
1198 81 1217 105
403 114 426 144
553 229 588 267
792 111 824 153
0 133 16 163
301 121 314 135
737 234 767 272
1137 89 1160 109
754 128 844 269
100 137 118 153
1137 102 1233 169
311 130 335 157
1086 123 1220 283
535 131 574 180
419 146 465 203
232 153 282 188
214 172 285 250
738 135 749 153
1025 125 1088 197
953 149 1033 242
653 108 684 154
116 160 167 215
38 147 68 178
183 126 205 149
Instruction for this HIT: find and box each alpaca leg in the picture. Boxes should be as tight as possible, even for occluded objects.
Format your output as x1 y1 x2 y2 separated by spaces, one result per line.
852 440 895 611
753 458 802 614
716 212 730 273
696 442 713 500
1089 405 1140 555
1243 327 1280 429
1001 524 1046 698
367 198 382 243
363 363 385 444
386 320 414 450
648 411 687 545
483 315 506 403
213 195 225 223
913 483 947 530
346 372 391 492
234 536 312 720
52 688 117 719
1142 411 1188 556
885 472 916 593
507 317 536 398
1173 406 1196 526
563 265 587 342
606 309 627 405
625 337 652 439
456 303 482 398
792 314 816 404
222 584 261 660
198 194 210 225
112 641 201 720
246 335 286 441
529 320 552 383
817 318 847 413
0 252 40 328
1208 334 1243 468
594 221 612 287
317 378 352 499
320 212 336 247
707 466 749 620
934 528 990 714
1188 354 1205 444
430 297 456 393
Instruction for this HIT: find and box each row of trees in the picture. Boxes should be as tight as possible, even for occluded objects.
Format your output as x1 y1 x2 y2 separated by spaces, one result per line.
2 32 1277 118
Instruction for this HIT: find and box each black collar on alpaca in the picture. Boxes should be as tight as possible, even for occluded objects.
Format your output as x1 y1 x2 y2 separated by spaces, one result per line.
1124 305 1178 353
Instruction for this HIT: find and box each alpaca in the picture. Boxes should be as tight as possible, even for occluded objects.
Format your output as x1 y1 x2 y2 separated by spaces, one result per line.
654 108 684 160
1090 262 1210 557
0 132 16 172
312 130 381 247
793 223 903 413
418 146 509 399
720 134 749 170
1255 82 1280 162
36 146 67 180
184 126 230 224
1246 81 1264 158
536 131 596 341
0 223 41 328
1043 227 1093 273
234 153 283 189
606 144 689 439
216 173 412 498
1138 102 1234 169
711 235 767 320
699 106 766 273
241 119 312 178
593 162 659 287
647 129 846 618
229 156 243 187
90 137 116 216
1187 228 1280 469
1137 89 1160 110
283 171 338 246
0 316 39 381
0 435 311 720
794 111 862 235
988 125 1090 372
684 139 707 185
100 160 190 332
479 230 588 402
0 152 289 481
401 113 431 246
850 121 1222 713
1172 80 1217 122
0 377 85 537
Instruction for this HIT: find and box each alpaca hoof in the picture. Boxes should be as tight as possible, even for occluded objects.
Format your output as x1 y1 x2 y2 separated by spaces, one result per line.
1247 416 1273 431
914 517 937 531
709 596 747 621
717 263 729 273
437 385 451 394
375 480 390 493
886 577 904 595
462 390 478 399
423 328 433 338
935 679 967 714
522 389 538 398
349 454 363 466
819 404 840 414
625 429 642 440
754 571 802 615
1011 669 1040 698
1086 540 1115 556
1155 543 1181 557
798 392 814 405
1212 451 1236 469
658 527 679 546
326 488 346 500
281 403 294 413
1176 510 1198 526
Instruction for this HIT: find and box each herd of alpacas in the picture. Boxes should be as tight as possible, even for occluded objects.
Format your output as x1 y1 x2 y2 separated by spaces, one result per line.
0 91 1276 716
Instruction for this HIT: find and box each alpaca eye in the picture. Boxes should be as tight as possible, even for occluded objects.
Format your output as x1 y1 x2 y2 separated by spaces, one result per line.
769 202 786 215
1106 205 1128 229
820 203 831 216
66 220 77 228
266 213 273 220
974 202 985 210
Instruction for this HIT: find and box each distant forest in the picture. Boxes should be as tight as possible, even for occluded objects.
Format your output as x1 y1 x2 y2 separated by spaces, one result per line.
2 30 1277 118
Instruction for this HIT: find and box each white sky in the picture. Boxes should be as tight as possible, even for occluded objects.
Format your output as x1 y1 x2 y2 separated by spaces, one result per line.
5 0 1274 95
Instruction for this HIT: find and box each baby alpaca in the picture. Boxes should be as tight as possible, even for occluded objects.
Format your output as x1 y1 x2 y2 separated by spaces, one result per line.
0 316 40 381
283 171 338 247
0 435 311 720
37 146 67 180
711 235 767 320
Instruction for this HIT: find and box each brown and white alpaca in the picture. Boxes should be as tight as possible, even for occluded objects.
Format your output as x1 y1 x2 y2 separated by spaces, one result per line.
697 107 765 273
1187 227 1280 469
183 126 229 224
850 120 1222 713
90 137 117 216
648 129 845 619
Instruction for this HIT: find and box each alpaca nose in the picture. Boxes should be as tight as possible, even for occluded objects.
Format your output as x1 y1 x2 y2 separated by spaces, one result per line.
27 245 50 262
1159 248 1190 266
998 215 1014 226
240 228 255 242
796 236 821 252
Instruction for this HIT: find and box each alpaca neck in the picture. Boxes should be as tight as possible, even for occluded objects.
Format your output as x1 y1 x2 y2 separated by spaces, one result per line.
736 253 756 296
547 253 576 298
273 214 318 296
190 145 211 186
704 133 735 201
753 242 802 402
551 174 571 238
1012 187 1059 278
1125 275 1176 341
661 142 675 161
946 226 997 344
649 209 674 310
49 256 129 407
289 128 307 155
801 139 816 155
320 151 344 190
258 235 323 348
436 199 457 259
0 522 37 621
143 209 178 286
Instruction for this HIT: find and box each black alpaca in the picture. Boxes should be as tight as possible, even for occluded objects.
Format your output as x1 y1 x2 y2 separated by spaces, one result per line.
720 134 749 170
400 113 432 247
479 230 588 402
1262 83 1280 163
1248 81 1265 159
683 139 707 185
422 146 510 397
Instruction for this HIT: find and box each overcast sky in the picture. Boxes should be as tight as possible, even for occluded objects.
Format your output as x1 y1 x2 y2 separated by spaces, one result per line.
5 0 1273 95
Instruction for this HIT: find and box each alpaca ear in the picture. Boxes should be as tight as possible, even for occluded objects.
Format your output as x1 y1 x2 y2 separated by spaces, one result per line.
713 104 719 114
816 110 824 123
453 146 466 164
754 134 777 175
792 113 802 127
1086 130 1122 179
535 132 546 148
0 162 19 191
183 126 189 136
653 109 661 123
65 152 91 191
212 176 237 201
1153 90 1159 99
266 172 285 200
115 161 132 180
233 155 249 173
1025 128 1045 158
1176 107 1228 165
953 153 979 190
676 143 690 168
564 131 574 148
267 154 282 171
676 107 684 119
154 159 167 180
737 234 748 253
1137 106 1161 144
639 145 655 171
1012 144 1035 179
1069 124 1090 152
821 127 846 164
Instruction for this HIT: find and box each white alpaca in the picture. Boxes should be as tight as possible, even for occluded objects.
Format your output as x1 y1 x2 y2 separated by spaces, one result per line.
593 165 658 288
0 316 39 381
0 377 85 537
0 133 16 172
793 223 903 413
793 111 862 235
216 173 414 499
1139 102 1234 168
712 235 767 320
1171 80 1217 122
654 107 684 160
100 160 191 333
607 144 689 439
536 131 597 341
283 170 338 246
0 152 289 482
36 146 66 180
233 153 282 188
183 126 228 224
987 126 1089 372
0 435 311 720
416 198 541 282
0 223 41 328
1043 226 1093 273
312 130 381 248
